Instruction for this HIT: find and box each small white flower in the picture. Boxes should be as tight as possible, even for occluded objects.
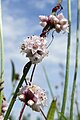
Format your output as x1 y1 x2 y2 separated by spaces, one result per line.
59 18 68 25
55 24 61 33
39 15 48 22
0 115 4 120
49 15 59 24
21 35 48 64
18 84 47 112
57 13 64 20
40 21 47 27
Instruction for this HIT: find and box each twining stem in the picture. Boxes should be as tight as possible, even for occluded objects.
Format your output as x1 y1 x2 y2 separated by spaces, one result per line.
70 0 80 119
19 103 26 120
0 0 4 113
29 64 36 84
4 61 32 120
61 0 71 116
40 108 47 120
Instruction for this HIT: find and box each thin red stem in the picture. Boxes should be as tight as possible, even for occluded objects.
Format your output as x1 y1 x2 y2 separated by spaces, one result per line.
19 104 26 120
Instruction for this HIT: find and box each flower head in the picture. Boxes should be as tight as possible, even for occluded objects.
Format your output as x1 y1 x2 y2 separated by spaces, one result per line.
18 84 47 112
39 13 69 33
20 35 48 64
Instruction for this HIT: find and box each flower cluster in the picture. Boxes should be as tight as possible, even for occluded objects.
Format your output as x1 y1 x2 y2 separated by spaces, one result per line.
0 97 8 120
18 84 47 112
39 13 69 33
2 98 8 113
20 35 48 64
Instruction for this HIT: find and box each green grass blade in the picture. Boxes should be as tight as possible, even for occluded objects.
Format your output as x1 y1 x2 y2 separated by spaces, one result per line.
0 0 4 113
58 112 67 120
47 99 56 120
42 65 54 98
61 0 71 117
70 0 80 119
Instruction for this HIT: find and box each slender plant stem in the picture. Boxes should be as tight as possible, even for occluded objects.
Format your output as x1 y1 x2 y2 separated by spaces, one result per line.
4 61 32 120
75 99 80 120
0 0 4 113
42 65 54 98
40 108 47 120
70 0 80 119
61 0 71 116
19 103 26 120
29 64 36 84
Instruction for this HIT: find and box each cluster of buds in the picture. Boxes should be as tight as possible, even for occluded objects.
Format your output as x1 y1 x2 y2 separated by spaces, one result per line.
20 35 48 64
0 97 8 120
18 84 47 112
2 97 8 113
39 13 69 33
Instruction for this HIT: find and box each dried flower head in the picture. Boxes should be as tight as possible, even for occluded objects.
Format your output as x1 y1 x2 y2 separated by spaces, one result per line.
20 35 48 64
39 13 69 33
18 84 47 112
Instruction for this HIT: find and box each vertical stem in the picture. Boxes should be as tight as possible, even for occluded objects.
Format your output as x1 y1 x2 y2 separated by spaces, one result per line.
42 65 54 98
0 0 4 113
61 0 71 116
29 64 36 84
70 0 80 119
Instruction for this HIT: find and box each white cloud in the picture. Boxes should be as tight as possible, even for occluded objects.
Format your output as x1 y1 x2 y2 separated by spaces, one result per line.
27 0 55 9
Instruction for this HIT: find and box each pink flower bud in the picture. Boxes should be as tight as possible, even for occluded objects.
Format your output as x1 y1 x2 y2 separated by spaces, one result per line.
60 18 68 25
39 15 48 22
39 22 47 27
49 15 59 23
62 24 69 32
57 13 64 20
55 24 61 33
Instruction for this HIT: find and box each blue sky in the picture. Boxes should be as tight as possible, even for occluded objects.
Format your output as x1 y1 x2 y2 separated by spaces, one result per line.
1 0 80 119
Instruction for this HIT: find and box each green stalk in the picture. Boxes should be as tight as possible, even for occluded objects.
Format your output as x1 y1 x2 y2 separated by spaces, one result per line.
42 66 62 119
4 61 32 120
42 65 54 98
0 0 4 114
61 0 71 116
76 100 80 120
70 0 80 119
